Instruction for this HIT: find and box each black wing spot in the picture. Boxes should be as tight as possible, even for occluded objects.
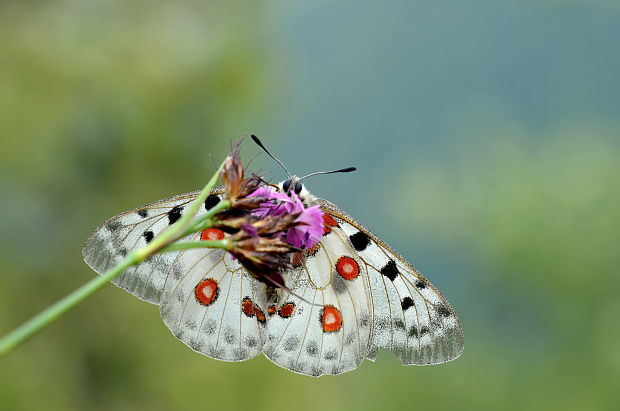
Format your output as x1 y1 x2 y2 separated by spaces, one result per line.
401 296 414 311
437 304 452 317
168 206 183 225
143 230 154 243
415 280 427 289
205 194 220 210
137 209 148 218
349 231 371 251
380 259 399 281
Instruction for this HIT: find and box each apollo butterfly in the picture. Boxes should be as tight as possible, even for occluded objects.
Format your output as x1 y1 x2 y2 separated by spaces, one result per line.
82 138 463 376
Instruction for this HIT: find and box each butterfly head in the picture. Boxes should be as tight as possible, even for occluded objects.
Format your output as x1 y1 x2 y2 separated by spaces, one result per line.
277 177 315 204
279 177 303 195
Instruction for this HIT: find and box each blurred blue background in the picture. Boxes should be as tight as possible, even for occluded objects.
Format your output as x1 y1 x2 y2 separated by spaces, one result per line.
1 1 619 410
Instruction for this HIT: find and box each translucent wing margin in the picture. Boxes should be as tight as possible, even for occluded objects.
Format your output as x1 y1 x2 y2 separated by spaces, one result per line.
318 199 464 365
82 189 224 304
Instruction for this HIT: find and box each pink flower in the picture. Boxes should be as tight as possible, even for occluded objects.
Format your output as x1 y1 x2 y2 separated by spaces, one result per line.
248 187 294 217
285 204 324 249
247 186 324 249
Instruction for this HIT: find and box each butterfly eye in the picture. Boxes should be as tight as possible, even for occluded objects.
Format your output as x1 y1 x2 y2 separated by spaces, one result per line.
282 179 292 193
294 181 303 194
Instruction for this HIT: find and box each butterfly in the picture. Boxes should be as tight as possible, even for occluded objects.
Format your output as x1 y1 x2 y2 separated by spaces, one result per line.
83 142 464 377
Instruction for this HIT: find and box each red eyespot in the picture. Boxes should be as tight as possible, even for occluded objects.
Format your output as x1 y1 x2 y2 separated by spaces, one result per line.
278 302 295 318
336 256 360 280
306 243 321 256
322 214 339 235
267 305 277 316
201 228 225 241
241 297 255 317
292 251 305 267
321 305 343 332
195 279 219 306
254 306 266 324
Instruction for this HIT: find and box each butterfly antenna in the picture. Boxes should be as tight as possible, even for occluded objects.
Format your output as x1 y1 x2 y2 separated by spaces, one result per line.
251 134 292 178
298 167 357 181
207 153 218 171
245 150 261 170
255 174 279 189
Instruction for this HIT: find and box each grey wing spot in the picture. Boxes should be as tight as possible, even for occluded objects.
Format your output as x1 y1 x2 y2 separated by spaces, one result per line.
305 340 319 356
331 272 348 294
105 221 121 232
203 319 217 335
283 335 300 352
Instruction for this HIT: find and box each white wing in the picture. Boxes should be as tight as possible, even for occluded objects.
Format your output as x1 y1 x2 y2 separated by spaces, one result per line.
263 230 373 376
83 188 269 360
82 190 222 304
319 199 464 365
159 246 269 361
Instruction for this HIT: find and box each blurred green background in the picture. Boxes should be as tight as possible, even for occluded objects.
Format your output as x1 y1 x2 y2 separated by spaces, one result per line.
1 1 619 410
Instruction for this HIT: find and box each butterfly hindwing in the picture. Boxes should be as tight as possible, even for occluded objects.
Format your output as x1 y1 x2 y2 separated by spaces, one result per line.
82 190 224 304
263 231 372 376
318 199 464 366
159 247 269 361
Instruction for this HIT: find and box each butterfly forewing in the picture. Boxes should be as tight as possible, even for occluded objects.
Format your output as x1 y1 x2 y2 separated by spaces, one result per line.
82 190 224 304
318 199 464 366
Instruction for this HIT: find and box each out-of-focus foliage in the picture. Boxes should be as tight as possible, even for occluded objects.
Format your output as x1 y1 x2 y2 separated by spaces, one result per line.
1 1 619 410
389 130 620 409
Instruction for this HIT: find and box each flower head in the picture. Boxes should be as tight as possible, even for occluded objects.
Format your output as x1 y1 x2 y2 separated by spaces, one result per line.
212 140 325 286
285 203 324 249
248 186 324 249
219 213 300 288
220 141 263 210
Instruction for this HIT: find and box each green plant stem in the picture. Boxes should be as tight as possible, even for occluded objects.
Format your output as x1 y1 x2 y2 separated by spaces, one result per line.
0 253 139 356
161 239 232 252
0 162 228 357
181 199 231 237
